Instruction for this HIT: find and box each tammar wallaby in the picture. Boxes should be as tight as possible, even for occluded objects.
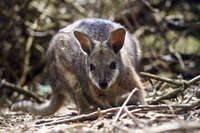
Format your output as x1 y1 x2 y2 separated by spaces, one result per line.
11 18 145 115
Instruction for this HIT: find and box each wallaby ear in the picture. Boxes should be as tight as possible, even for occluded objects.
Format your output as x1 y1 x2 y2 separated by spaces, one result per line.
74 31 91 55
109 28 126 53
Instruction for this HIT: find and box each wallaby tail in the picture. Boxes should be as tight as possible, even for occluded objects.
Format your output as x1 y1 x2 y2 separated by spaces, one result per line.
11 92 66 116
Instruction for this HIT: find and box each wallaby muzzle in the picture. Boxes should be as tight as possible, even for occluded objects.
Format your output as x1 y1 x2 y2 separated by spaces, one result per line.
99 79 108 89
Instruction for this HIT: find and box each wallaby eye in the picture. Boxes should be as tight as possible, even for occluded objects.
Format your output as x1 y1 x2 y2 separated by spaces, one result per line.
109 61 117 70
89 64 95 71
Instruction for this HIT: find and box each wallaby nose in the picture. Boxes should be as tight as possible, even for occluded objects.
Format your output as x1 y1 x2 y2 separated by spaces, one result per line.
99 80 108 89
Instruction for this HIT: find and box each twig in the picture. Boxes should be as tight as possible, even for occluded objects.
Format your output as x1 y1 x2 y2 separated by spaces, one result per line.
122 107 142 128
64 0 87 17
187 75 200 86
17 36 34 87
178 99 200 112
17 2 50 87
140 72 184 86
141 72 200 87
122 15 134 32
121 108 142 119
185 88 196 104
150 87 185 104
35 108 114 126
113 88 138 124
124 107 139 124
0 79 43 103
173 51 186 70
35 103 198 126
140 0 159 13
141 72 200 104
123 107 137 122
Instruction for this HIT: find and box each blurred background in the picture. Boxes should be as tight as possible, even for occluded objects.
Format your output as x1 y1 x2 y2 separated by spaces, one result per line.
0 0 200 106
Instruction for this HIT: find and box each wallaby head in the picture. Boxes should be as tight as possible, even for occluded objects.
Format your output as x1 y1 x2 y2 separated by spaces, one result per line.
74 28 126 90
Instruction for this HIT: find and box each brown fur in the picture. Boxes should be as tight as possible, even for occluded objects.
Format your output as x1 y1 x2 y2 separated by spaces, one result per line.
11 18 145 115
88 55 145 107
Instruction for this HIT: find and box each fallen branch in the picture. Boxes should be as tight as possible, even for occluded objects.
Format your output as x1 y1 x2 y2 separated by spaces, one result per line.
121 108 141 118
123 107 138 122
141 72 200 104
113 88 138 124
176 98 200 113
121 107 143 128
0 79 43 103
150 87 185 104
140 72 200 87
141 72 184 86
35 102 200 126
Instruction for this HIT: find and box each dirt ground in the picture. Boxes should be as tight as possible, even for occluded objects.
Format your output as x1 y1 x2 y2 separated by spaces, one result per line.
1 78 200 133
1 100 200 133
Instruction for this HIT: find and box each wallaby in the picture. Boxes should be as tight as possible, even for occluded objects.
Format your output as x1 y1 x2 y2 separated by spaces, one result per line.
11 18 145 115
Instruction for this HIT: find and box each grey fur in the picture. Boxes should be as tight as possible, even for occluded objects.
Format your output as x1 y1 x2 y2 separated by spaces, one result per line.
11 18 144 115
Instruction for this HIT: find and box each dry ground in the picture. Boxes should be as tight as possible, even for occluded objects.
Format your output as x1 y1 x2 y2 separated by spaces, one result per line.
1 99 200 133
1 74 200 133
